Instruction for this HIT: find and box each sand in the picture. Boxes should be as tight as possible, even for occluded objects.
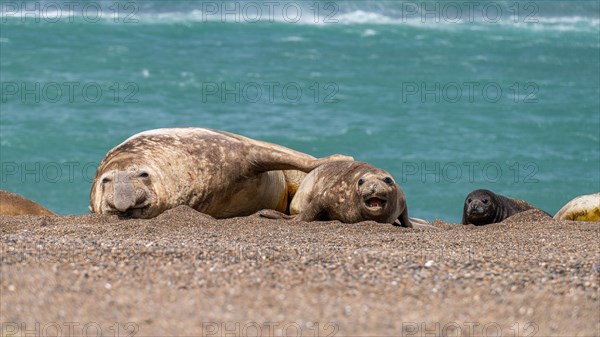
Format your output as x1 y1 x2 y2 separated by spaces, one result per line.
1 207 598 336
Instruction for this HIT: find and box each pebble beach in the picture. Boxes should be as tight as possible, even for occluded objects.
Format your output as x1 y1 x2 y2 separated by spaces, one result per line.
1 207 598 336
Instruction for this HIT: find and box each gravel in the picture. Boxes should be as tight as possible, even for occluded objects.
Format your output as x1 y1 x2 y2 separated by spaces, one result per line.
1 207 598 336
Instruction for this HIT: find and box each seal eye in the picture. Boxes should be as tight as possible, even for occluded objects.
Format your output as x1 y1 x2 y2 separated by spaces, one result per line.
357 178 365 186
483 199 488 204
467 198 472 203
101 177 111 184
139 172 149 178
383 177 393 185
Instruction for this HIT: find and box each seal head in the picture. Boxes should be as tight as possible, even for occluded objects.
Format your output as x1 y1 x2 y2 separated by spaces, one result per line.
463 189 497 225
357 170 399 221
93 162 163 218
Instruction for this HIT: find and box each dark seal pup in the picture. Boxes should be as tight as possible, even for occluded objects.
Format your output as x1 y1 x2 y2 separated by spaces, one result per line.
461 189 540 225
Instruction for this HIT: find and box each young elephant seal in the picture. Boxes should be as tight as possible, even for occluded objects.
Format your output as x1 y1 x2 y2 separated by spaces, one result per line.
554 192 600 221
461 189 540 225
90 128 352 219
262 161 412 226
0 190 55 216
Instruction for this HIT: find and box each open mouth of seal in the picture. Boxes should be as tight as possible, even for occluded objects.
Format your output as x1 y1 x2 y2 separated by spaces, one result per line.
365 197 386 209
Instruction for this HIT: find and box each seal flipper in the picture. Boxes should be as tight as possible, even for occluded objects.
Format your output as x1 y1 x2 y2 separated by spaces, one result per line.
249 150 353 174
404 217 441 230
215 128 353 174
294 200 323 222
396 208 412 228
257 209 295 220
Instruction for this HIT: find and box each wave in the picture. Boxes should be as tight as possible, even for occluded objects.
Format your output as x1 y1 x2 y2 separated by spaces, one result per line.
1 2 598 33
334 10 599 32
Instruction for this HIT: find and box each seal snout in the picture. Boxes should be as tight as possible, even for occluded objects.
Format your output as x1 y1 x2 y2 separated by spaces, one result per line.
102 170 152 215
468 202 484 214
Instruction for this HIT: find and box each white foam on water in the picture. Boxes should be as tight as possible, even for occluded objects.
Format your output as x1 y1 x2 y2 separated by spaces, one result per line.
361 28 378 37
280 36 305 42
537 16 600 25
336 10 397 25
496 16 600 32
1 5 597 34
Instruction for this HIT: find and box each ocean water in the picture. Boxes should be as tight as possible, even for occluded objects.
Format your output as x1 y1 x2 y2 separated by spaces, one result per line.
1 1 599 223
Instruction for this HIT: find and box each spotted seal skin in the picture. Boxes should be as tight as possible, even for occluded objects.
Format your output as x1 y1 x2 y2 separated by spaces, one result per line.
269 161 411 226
89 128 352 219
553 193 600 221
0 190 56 216
461 189 542 225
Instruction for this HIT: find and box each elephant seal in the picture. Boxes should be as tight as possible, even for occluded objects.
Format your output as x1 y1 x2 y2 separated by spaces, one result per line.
261 161 412 226
554 192 600 221
0 190 55 216
461 189 544 225
89 128 352 219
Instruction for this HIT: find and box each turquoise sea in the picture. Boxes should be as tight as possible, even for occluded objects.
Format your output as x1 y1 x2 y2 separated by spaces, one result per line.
1 1 599 223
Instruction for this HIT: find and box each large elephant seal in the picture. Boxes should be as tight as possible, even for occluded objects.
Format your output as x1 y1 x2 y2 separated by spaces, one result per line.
461 189 544 225
554 192 600 221
89 128 352 219
262 161 412 227
0 190 55 216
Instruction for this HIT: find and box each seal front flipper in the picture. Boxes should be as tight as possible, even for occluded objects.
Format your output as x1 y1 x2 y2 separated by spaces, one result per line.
293 200 324 222
405 217 441 230
395 208 412 228
257 209 295 220
249 151 354 174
